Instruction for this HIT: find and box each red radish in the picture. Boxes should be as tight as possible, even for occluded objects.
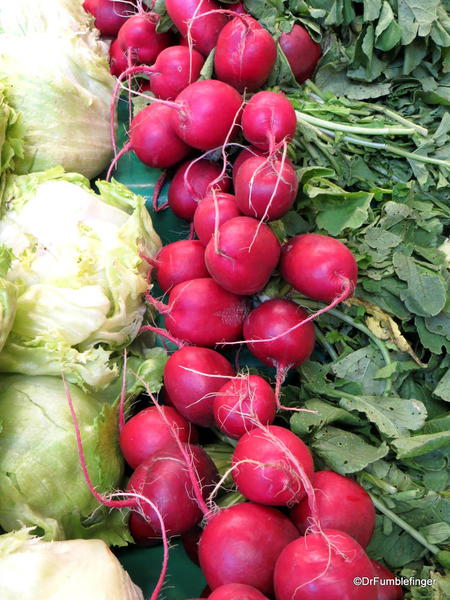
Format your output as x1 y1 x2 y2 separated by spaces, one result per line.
168 159 230 221
201 587 212 598
118 13 173 64
164 346 235 426
198 502 298 594
290 470 376 548
280 233 358 303
129 512 159 546
214 16 277 92
182 525 203 565
274 530 377 600
165 0 227 56
172 80 243 151
244 299 315 369
194 192 241 246
109 39 130 77
279 24 322 84
204 216 281 295
209 584 270 600
127 103 190 169
233 147 294 185
83 0 134 36
119 405 198 469
154 240 209 292
235 155 299 221
127 444 218 536
148 278 247 348
232 425 314 505
148 46 205 100
241 91 297 151
213 374 276 439
370 560 404 600
225 2 248 15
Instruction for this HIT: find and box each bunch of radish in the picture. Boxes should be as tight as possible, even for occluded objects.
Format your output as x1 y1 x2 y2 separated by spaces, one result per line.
76 2 404 599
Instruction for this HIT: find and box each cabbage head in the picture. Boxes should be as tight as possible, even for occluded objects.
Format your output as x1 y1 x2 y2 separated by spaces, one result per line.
0 168 161 390
0 529 144 600
0 30 115 179
0 374 129 543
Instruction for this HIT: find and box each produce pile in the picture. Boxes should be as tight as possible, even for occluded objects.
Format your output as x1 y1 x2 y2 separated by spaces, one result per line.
0 1 449 600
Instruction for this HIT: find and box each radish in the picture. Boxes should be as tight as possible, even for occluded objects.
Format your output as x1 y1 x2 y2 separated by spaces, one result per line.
129 511 159 546
119 405 198 469
235 155 299 221
214 16 277 92
225 2 248 15
83 0 134 36
198 502 298 594
182 525 202 565
172 80 243 151
241 91 297 151
127 444 218 536
274 529 378 600
209 584 270 600
166 0 227 56
164 345 235 426
147 278 247 348
370 560 404 600
290 470 376 548
194 192 241 246
279 24 322 84
109 39 130 77
280 233 358 303
153 240 209 292
148 46 205 100
232 424 314 505
213 374 276 439
233 147 294 185
118 13 173 65
204 216 281 295
168 159 230 221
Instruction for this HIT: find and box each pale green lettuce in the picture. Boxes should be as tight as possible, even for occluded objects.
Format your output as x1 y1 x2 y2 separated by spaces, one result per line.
0 168 161 390
0 246 17 354
0 84 22 177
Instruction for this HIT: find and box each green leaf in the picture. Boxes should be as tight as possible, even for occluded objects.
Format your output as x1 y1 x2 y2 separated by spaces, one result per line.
331 346 385 395
398 0 440 45
290 397 362 436
375 2 403 51
392 431 450 458
433 368 450 402
338 394 427 438
199 49 215 80
314 190 373 235
312 426 389 473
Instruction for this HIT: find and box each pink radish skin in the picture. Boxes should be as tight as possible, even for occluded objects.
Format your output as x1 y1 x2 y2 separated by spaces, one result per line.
244 299 315 369
204 216 281 295
119 405 198 469
279 24 322 83
209 584 270 600
280 233 358 303
129 512 160 546
159 278 248 347
166 0 227 56
118 14 173 65
155 240 209 292
168 159 230 221
232 424 314 505
149 46 205 100
83 0 133 36
370 560 404 600
172 80 243 151
213 374 276 439
129 103 190 168
235 155 299 221
274 529 377 600
241 92 297 151
232 147 294 185
198 502 298 594
214 16 277 93
226 2 248 15
194 193 241 246
109 39 130 77
290 470 376 548
164 346 235 426
127 444 218 536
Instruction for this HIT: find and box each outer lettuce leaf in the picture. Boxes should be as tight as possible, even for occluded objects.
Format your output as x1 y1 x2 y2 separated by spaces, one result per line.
0 246 16 353
0 83 23 177
0 31 114 179
0 168 161 390
0 375 130 544
0 529 144 600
